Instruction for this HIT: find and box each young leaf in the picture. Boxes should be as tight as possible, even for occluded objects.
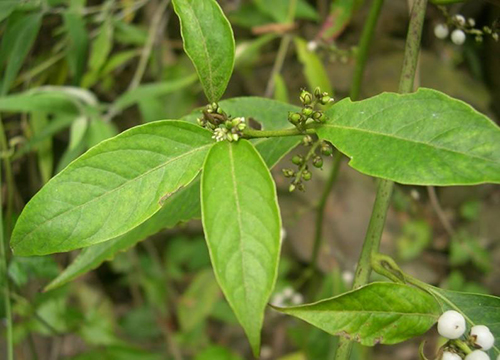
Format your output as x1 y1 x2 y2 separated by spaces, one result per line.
11 121 213 256
172 0 235 102
44 180 201 291
294 37 333 96
427 287 500 355
30 112 54 184
88 19 113 73
317 88 500 185
0 92 80 114
0 12 42 94
201 140 282 355
273 282 440 346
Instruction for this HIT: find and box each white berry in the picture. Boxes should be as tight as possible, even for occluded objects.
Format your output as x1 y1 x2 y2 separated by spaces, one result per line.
442 351 463 360
451 29 466 45
470 325 495 351
438 310 466 339
454 14 466 26
435 24 450 39
465 350 490 360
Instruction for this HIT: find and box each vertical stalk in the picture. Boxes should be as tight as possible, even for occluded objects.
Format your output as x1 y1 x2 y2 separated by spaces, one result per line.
350 0 385 101
334 0 427 359
310 151 342 269
0 125 13 360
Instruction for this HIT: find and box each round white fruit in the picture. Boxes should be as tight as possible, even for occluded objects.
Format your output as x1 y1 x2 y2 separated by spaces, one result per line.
465 350 490 360
434 24 450 39
470 325 495 351
451 30 466 45
442 351 463 360
438 310 466 339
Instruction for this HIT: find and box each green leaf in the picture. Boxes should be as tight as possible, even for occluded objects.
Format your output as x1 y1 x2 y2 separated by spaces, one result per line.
0 92 79 114
317 88 500 185
0 12 42 95
427 287 500 356
201 140 282 356
294 37 333 96
88 19 113 73
44 179 201 291
253 0 318 23
172 0 235 102
30 112 54 184
63 11 89 85
0 1 18 23
274 283 440 346
11 121 213 256
47 97 300 291
320 0 361 40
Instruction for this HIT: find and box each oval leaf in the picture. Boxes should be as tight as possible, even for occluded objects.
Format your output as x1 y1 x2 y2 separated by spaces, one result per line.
201 140 282 356
11 121 213 256
274 282 440 346
317 88 500 185
172 0 235 102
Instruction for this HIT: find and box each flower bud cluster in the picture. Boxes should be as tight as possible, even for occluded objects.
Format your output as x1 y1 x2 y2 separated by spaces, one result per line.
434 11 499 45
197 103 246 142
287 87 333 132
437 311 497 360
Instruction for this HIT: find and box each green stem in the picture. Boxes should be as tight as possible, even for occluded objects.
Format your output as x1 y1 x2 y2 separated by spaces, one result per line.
311 151 342 269
451 340 472 355
350 0 385 101
0 127 13 360
242 127 315 139
334 0 427 358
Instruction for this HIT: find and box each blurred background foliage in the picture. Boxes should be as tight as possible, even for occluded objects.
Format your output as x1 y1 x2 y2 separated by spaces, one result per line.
0 0 499 359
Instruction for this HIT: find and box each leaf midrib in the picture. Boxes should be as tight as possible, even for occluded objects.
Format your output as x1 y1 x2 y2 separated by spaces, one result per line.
14 144 211 247
285 309 438 318
322 124 499 164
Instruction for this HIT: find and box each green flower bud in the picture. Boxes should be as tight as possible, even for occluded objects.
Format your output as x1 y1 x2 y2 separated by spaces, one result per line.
321 142 333 156
300 90 313 105
282 168 295 178
297 183 305 191
320 95 333 105
289 184 296 192
288 112 302 125
313 156 323 168
314 87 322 99
292 155 304 165
302 106 313 116
302 135 313 146
302 170 312 181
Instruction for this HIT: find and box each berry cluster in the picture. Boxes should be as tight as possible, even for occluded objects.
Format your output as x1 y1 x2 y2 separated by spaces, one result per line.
282 138 333 192
438 310 497 360
434 12 499 45
197 103 246 142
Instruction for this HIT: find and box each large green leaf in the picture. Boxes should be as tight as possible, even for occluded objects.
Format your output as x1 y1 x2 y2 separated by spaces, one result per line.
0 12 42 94
44 179 201 291
47 97 300 291
201 140 282 355
427 287 500 356
172 0 235 102
63 11 89 85
316 88 500 185
274 282 440 346
11 121 213 256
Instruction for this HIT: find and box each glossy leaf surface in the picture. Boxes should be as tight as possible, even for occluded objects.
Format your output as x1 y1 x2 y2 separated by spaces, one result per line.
317 88 500 185
274 283 440 346
11 121 213 255
172 0 235 102
201 140 281 355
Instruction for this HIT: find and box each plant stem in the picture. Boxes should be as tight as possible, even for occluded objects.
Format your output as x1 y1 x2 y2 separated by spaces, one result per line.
311 151 342 269
242 127 315 139
264 0 297 97
334 0 427 358
350 0 385 101
0 129 13 360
